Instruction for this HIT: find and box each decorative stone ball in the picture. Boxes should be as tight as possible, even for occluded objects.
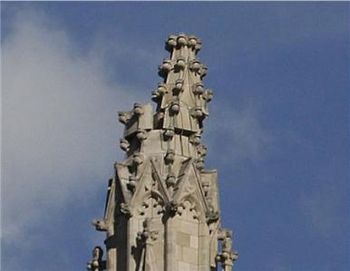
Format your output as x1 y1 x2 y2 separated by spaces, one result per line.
188 36 197 47
167 35 177 47
166 173 177 186
136 130 147 141
192 107 203 118
176 58 186 69
222 252 230 260
177 34 187 46
173 79 184 94
165 149 175 164
170 102 180 114
160 59 172 72
164 128 175 138
92 260 99 268
191 60 201 72
193 83 204 95
133 103 144 115
175 79 184 90
157 83 167 94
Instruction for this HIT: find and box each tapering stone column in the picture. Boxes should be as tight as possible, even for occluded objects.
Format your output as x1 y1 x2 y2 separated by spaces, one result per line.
87 34 238 271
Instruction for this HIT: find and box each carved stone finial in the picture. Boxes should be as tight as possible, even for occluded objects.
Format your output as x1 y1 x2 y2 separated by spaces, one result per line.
89 34 237 271
120 138 130 152
118 111 130 125
166 171 177 187
87 246 106 271
164 149 175 164
92 219 108 232
120 203 132 218
216 229 238 270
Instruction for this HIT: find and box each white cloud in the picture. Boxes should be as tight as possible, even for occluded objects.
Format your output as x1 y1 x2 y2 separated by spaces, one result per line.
1 9 138 247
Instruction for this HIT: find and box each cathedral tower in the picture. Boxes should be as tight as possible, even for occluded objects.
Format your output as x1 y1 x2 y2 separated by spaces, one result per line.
87 34 238 271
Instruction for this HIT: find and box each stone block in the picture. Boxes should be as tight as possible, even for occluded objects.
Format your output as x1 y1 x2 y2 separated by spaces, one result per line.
190 235 199 249
182 246 198 265
176 232 190 247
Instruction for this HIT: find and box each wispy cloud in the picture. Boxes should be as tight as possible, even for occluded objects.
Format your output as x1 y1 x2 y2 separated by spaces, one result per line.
1 8 140 269
205 100 272 166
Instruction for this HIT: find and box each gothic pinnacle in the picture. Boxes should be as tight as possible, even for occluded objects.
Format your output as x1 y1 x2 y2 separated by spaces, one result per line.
88 34 238 271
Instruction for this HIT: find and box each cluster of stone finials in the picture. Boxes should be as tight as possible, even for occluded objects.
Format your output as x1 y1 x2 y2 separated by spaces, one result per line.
116 33 214 194
87 33 237 271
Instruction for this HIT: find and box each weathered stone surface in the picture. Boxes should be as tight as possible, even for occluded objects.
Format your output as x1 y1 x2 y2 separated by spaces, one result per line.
88 33 238 271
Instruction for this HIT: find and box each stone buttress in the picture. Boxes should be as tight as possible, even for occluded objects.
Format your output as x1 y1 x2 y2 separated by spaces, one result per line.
87 34 238 271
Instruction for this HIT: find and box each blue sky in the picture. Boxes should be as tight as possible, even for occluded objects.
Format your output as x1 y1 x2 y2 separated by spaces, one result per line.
1 2 349 271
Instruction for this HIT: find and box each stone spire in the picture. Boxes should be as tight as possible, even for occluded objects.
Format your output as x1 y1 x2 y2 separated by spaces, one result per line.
87 34 238 271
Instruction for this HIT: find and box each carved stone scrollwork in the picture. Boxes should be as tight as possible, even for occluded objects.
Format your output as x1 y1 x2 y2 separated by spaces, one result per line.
197 144 208 157
195 157 205 171
165 200 178 216
120 203 132 218
177 200 200 220
137 219 159 243
120 138 130 152
205 209 220 223
92 219 108 232
152 83 168 102
118 111 132 125
203 89 213 102
87 246 106 271
189 133 201 146
133 153 144 166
